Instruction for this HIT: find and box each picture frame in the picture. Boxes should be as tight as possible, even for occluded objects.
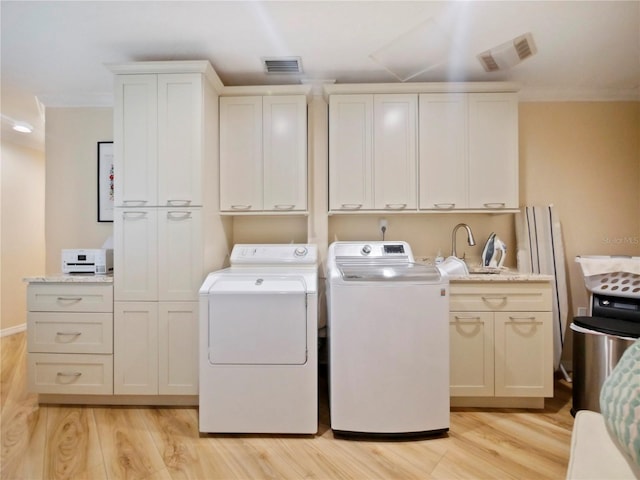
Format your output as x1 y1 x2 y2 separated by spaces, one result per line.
97 141 114 222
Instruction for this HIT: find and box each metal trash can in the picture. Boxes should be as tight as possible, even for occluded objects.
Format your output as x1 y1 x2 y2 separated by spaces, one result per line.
571 316 639 415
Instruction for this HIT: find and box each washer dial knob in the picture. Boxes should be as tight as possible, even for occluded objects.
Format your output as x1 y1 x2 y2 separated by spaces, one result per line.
294 246 308 257
361 245 372 255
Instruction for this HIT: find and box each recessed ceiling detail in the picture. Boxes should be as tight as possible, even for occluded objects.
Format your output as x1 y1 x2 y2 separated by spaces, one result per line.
477 33 537 72
262 57 303 74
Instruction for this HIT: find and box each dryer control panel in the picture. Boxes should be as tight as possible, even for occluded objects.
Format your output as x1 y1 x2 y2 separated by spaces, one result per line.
230 244 318 265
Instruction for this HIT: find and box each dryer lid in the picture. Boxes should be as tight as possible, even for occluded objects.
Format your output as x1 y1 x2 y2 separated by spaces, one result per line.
208 275 307 294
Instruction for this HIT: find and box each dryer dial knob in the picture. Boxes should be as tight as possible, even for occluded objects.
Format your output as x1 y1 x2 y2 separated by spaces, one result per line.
361 245 372 255
294 247 308 257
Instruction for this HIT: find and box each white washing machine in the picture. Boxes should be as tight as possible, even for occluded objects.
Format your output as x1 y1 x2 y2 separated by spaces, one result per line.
199 244 318 434
326 241 449 436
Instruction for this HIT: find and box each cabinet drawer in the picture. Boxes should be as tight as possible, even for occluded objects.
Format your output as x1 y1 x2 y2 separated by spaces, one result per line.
28 353 113 395
450 282 552 312
28 312 113 354
28 284 113 313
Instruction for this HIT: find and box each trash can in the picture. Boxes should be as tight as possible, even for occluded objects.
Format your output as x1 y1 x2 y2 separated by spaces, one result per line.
571 316 640 415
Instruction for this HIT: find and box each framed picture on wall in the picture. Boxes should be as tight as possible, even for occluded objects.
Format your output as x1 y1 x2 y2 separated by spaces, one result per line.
97 141 114 222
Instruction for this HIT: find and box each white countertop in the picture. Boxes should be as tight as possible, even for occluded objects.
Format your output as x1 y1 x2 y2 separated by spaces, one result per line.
24 274 113 283
449 272 554 282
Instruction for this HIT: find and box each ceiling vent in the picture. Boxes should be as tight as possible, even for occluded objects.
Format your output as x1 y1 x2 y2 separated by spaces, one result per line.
478 33 537 72
262 57 303 74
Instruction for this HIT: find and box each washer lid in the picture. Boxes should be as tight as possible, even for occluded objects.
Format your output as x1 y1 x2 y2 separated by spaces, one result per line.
338 262 441 282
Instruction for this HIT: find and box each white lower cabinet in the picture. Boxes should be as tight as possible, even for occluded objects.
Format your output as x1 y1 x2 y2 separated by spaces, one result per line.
26 282 114 395
449 281 553 406
114 301 197 395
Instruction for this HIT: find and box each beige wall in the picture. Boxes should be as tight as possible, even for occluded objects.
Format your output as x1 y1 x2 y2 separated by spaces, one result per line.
44 107 113 274
0 142 45 332
519 102 640 316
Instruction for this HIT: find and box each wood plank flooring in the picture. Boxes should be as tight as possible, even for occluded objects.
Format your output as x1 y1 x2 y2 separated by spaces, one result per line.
1 332 574 479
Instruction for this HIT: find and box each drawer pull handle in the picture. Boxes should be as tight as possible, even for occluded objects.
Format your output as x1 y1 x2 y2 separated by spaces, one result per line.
341 203 363 210
230 204 252 210
57 296 83 302
57 371 82 377
56 331 82 336
274 204 295 210
509 316 538 321
482 296 508 301
122 200 147 205
122 211 148 218
385 203 407 210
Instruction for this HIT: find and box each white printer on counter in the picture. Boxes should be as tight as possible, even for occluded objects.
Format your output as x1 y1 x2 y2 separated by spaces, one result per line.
62 249 113 274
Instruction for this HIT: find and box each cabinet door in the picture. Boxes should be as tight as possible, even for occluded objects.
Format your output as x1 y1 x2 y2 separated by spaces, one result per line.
468 93 519 209
373 94 417 211
114 74 158 207
114 302 159 395
158 302 198 395
114 208 158 301
419 94 468 210
494 311 553 397
219 96 263 211
449 312 494 396
157 208 202 301
263 95 307 211
158 73 203 207
329 95 373 211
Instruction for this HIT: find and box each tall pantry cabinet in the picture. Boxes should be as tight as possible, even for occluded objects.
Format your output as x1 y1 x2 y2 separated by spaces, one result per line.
110 61 224 397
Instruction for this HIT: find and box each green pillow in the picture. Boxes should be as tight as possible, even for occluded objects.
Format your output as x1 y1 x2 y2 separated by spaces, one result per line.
600 339 640 466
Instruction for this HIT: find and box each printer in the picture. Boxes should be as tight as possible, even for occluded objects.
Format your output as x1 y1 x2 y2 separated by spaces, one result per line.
62 249 113 274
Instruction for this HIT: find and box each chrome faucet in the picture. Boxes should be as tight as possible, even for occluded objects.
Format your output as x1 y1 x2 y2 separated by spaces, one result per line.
451 223 476 259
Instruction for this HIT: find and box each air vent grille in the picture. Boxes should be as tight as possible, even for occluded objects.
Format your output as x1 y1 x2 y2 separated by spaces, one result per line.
514 35 534 60
262 57 303 74
479 54 500 72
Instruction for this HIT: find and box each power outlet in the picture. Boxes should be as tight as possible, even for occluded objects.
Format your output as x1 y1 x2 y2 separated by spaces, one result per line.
379 218 388 232
577 306 587 317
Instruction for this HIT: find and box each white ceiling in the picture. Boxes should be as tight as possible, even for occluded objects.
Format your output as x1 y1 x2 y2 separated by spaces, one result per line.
2 0 639 151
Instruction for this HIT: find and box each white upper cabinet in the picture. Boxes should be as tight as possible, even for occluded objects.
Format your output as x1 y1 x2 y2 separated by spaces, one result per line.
329 94 417 213
373 95 418 211
114 72 203 207
419 91 519 211
114 74 158 207
157 74 203 207
220 95 307 213
419 93 468 210
468 93 519 210
329 95 374 211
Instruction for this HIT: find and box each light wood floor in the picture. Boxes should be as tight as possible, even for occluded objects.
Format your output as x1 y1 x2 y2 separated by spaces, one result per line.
1 332 574 479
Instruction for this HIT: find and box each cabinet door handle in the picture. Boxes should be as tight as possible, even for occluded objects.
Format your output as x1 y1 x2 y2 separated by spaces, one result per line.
453 315 483 323
57 371 82 377
483 202 506 209
56 296 83 302
56 331 82 336
340 204 363 210
122 200 148 206
230 205 252 210
166 200 191 206
167 211 192 219
385 203 407 210
434 203 455 209
274 204 295 210
508 315 538 321
122 211 148 218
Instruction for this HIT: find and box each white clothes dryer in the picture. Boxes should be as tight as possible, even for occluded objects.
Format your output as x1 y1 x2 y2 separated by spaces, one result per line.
326 241 450 437
199 244 318 434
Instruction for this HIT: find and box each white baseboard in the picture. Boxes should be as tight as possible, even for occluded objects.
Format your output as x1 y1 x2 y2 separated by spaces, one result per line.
1 323 26 337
